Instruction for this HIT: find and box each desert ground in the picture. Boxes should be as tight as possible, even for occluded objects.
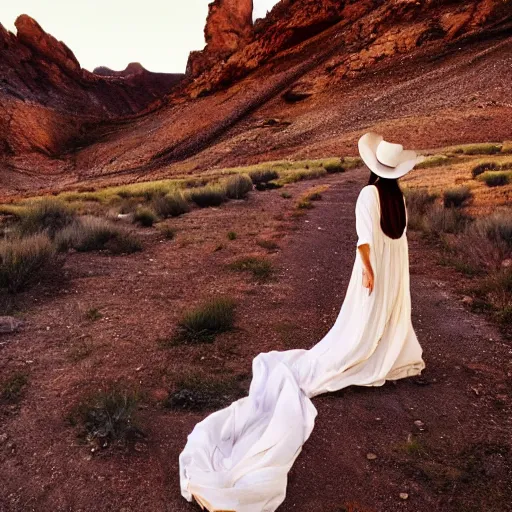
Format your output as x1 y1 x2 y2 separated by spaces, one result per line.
0 148 511 511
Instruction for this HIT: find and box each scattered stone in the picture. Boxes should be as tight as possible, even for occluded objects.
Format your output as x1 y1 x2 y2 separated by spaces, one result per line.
0 433 8 444
0 317 24 334
461 296 474 305
366 452 378 460
501 258 512 268
414 420 425 429
399 493 409 500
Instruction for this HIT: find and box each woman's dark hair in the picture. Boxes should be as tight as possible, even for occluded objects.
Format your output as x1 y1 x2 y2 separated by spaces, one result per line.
368 171 406 239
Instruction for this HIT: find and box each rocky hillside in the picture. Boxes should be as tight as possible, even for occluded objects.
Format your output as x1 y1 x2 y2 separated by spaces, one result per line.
1 1 511 195
0 15 183 171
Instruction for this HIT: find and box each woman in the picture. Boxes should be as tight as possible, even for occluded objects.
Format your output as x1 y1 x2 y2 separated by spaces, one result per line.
179 133 426 512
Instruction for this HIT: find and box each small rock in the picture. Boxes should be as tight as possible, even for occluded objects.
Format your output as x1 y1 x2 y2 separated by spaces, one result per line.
461 296 474 305
501 258 512 268
366 452 378 460
0 433 8 444
399 493 409 500
0 316 24 334
414 420 425 429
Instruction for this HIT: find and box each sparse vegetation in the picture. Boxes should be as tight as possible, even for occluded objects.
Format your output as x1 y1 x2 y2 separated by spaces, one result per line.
248 169 279 185
85 308 102 321
450 143 502 155
480 171 511 187
471 162 499 178
224 174 253 199
152 191 190 218
17 198 76 238
228 255 274 281
281 191 292 199
68 387 144 449
158 224 177 239
55 216 142 254
165 372 246 411
173 297 236 344
227 231 237 240
443 186 472 208
185 185 227 208
415 154 452 169
0 234 59 293
256 239 279 251
133 207 157 227
323 158 345 173
1 373 28 403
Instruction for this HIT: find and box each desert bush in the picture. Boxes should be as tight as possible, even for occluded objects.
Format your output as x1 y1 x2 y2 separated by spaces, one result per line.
227 231 237 240
224 174 253 199
278 168 327 184
403 189 438 214
256 239 279 251
297 198 313 209
152 191 190 217
85 308 103 321
452 143 502 155
18 198 76 238
173 297 236 344
55 216 142 254
165 373 246 411
133 207 157 227
0 234 58 293
228 255 274 281
323 159 345 173
471 162 499 178
443 186 472 208
249 169 279 185
480 171 511 187
1 373 28 403
415 154 451 169
186 185 227 208
68 387 143 449
281 192 292 199
158 224 177 239
424 205 469 234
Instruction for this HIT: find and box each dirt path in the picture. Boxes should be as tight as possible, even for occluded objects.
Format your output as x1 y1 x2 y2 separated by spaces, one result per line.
0 168 510 512
273 168 511 512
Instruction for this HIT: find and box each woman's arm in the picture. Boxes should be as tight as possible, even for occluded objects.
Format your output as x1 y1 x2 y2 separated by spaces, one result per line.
357 243 374 295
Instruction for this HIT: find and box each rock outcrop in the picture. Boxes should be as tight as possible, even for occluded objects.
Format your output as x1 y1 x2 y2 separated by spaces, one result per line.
0 15 183 159
185 0 512 97
187 0 253 77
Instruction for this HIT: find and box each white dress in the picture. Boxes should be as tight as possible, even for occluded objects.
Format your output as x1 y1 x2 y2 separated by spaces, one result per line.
179 184 426 512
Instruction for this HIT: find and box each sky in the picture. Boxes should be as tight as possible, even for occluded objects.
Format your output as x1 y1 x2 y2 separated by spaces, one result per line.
1 0 280 73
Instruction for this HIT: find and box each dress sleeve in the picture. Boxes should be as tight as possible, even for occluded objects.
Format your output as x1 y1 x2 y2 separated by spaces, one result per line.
355 186 375 248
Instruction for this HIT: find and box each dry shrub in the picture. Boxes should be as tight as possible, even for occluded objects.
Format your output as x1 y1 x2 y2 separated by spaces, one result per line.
68 386 144 450
18 198 76 238
481 172 511 187
0 233 59 293
454 213 512 269
185 185 228 208
249 169 279 185
173 297 236 344
443 186 472 208
166 372 246 411
56 216 142 254
224 174 253 199
133 207 157 227
471 162 499 178
152 191 190 217
424 205 469 234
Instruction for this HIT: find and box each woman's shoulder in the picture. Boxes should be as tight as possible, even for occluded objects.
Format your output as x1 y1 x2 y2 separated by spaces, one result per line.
357 184 378 204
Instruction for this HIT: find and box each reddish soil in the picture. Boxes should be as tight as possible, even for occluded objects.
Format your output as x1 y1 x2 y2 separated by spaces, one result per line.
1 167 511 511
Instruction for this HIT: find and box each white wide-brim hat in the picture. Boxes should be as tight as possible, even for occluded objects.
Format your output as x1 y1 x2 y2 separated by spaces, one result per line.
358 132 419 179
